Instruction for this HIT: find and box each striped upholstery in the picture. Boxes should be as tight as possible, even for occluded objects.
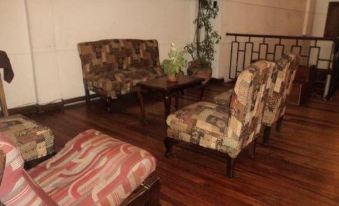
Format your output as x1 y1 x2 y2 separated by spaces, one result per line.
0 134 57 206
167 61 273 158
0 130 156 206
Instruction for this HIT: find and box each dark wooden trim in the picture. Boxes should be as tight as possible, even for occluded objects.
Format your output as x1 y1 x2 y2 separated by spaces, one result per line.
226 32 336 41
8 105 38 115
8 94 99 116
209 78 224 84
121 173 160 206
37 101 64 114
63 94 99 105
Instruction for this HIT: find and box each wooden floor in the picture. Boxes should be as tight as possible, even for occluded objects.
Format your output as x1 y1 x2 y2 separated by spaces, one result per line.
28 82 339 206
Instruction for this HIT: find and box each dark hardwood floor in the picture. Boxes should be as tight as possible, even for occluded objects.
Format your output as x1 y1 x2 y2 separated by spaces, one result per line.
28 83 339 206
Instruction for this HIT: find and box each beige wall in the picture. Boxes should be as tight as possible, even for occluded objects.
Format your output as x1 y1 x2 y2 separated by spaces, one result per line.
1 0 313 108
26 0 197 104
1 0 197 108
216 0 308 80
0 0 37 108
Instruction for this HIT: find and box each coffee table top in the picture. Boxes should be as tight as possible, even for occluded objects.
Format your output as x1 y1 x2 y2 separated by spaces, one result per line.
138 75 204 92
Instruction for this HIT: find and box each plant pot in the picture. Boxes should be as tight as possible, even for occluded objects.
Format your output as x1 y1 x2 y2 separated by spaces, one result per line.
167 74 178 82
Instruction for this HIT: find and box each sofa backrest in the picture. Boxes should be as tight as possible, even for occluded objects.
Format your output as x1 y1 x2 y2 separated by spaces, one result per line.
227 60 273 151
78 39 160 77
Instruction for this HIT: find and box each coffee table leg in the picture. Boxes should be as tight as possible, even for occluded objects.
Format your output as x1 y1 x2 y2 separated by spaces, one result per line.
164 94 171 119
175 92 179 110
137 90 145 123
199 84 206 100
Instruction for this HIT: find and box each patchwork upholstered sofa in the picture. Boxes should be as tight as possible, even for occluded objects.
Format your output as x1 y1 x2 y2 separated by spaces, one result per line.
78 39 164 109
0 129 159 206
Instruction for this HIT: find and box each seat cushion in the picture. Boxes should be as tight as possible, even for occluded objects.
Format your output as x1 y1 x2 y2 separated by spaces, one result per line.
214 89 233 107
167 102 233 154
28 129 156 206
86 67 162 98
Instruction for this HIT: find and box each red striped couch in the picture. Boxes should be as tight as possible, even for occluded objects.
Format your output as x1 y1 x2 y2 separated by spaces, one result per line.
0 129 158 206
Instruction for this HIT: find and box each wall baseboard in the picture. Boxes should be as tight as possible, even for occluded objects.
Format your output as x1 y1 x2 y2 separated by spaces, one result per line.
8 94 98 115
210 78 224 83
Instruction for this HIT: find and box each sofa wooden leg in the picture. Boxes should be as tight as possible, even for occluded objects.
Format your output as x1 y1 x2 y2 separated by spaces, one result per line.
164 137 176 157
226 156 236 178
276 115 284 132
106 97 112 112
248 138 257 159
263 125 272 144
83 81 90 104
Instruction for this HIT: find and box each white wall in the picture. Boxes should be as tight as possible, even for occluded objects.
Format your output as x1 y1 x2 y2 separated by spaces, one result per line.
26 0 197 104
0 0 37 108
216 0 308 79
1 0 197 107
1 0 315 107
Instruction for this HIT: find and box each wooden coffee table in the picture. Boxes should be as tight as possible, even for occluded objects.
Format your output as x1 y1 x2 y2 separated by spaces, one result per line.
137 75 205 121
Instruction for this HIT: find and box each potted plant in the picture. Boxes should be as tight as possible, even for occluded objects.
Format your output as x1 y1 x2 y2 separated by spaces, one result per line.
185 0 221 81
161 43 187 82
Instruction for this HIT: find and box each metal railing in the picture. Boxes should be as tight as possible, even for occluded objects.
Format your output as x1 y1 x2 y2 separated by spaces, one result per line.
226 32 337 81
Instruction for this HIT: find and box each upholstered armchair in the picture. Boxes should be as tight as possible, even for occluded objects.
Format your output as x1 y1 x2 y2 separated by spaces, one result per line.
213 54 299 144
262 54 299 143
0 130 158 206
165 61 274 178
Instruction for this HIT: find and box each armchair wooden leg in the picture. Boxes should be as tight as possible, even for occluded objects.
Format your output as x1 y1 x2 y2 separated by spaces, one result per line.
226 156 236 178
83 80 90 104
248 139 257 159
276 115 284 132
164 137 177 158
106 97 112 113
263 125 272 144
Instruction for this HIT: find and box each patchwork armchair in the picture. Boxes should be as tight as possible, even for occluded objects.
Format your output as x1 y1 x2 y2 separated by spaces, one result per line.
0 129 159 206
214 54 299 144
262 54 299 143
165 61 273 178
78 39 164 111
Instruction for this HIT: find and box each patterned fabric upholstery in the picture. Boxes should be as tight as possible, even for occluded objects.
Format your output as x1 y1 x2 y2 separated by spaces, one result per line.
0 129 156 206
78 39 164 98
214 89 233 107
263 54 299 126
213 54 299 127
0 115 54 162
167 61 273 158
0 134 57 206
